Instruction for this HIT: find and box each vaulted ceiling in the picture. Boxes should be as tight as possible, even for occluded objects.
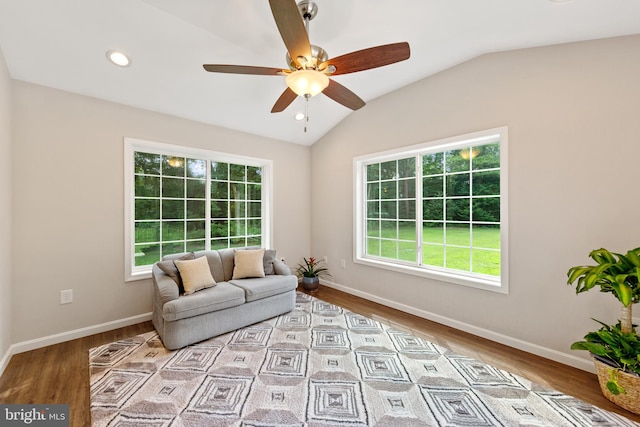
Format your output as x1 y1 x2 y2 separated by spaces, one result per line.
1 0 639 145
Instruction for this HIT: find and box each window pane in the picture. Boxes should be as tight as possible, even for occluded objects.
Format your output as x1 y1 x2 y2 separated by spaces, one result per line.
229 201 246 218
381 239 398 259
247 218 261 236
162 221 184 241
446 173 470 197
229 219 246 236
134 152 160 175
247 184 261 200
423 222 444 244
399 241 416 262
422 153 443 176
399 221 416 241
230 183 246 199
163 156 185 177
247 166 262 183
367 201 379 219
367 238 381 256
472 224 500 249
472 143 500 170
472 170 500 196
187 179 206 198
367 182 380 200
381 201 397 219
446 246 470 270
397 157 415 178
247 236 261 246
187 159 206 178
162 177 184 198
423 176 443 197
380 160 396 180
162 242 184 256
211 162 228 180
162 200 184 219
381 181 396 199
187 200 205 219
187 240 206 252
186 220 206 239
135 222 159 243
211 181 229 199
211 220 228 238
367 163 379 182
423 244 444 267
135 176 160 197
381 221 397 239
472 197 500 222
446 225 470 246
398 200 415 219
423 199 443 220
229 164 246 181
135 199 159 220
247 202 261 218
398 178 415 199
211 201 228 219
135 243 159 266
367 220 380 237
446 198 469 221
472 249 500 275
445 150 470 173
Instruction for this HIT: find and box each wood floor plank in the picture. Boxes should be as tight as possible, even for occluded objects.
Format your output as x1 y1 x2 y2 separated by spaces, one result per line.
0 287 638 425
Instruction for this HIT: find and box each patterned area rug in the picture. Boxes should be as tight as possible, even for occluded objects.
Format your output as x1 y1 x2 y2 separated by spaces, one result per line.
89 292 639 426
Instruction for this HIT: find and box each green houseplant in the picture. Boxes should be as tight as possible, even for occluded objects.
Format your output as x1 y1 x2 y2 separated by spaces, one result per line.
296 257 331 292
566 247 640 412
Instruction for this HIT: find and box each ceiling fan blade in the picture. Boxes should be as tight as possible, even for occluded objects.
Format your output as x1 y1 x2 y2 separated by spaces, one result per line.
203 64 285 76
320 42 410 76
269 0 312 67
271 87 298 113
323 79 365 111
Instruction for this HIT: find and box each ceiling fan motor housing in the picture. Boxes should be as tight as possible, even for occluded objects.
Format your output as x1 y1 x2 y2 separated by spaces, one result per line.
286 45 328 71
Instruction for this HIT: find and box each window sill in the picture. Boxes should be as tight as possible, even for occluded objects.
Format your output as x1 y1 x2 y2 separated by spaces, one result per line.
354 256 507 294
125 270 152 282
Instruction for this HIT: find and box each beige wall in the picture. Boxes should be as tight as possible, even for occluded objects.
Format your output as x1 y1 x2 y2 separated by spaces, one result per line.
311 35 640 369
11 82 310 343
0 48 12 362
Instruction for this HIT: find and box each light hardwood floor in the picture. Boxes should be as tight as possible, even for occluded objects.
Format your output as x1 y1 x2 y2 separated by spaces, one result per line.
1 285 638 426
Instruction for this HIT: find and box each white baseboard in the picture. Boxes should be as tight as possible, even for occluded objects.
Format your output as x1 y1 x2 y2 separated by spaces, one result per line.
0 312 152 378
320 279 595 373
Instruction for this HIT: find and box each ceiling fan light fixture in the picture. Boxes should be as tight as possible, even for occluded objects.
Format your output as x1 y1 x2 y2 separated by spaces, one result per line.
286 69 329 97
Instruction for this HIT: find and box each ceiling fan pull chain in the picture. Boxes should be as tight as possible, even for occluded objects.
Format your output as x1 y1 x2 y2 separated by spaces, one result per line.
304 94 310 133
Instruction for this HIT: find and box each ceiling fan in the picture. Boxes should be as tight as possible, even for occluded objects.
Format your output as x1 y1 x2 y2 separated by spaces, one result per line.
203 0 411 114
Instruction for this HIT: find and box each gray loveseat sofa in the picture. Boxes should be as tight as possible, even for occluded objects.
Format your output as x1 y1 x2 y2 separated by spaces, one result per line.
152 248 297 350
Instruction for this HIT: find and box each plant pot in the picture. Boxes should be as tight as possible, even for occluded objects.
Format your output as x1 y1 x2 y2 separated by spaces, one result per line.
301 276 319 292
592 356 640 414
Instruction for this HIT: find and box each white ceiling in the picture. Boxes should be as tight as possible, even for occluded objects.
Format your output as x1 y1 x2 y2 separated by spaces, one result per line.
1 0 639 146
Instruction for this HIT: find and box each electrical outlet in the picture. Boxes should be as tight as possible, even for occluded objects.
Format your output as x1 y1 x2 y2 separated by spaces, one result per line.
60 289 73 304
323 256 328 264
340 259 346 269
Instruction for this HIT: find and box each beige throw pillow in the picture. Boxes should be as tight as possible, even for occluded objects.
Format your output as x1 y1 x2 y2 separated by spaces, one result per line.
174 256 216 295
232 248 266 279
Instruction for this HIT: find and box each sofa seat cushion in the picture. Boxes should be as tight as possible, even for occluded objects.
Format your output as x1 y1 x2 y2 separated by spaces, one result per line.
162 282 245 322
229 274 297 302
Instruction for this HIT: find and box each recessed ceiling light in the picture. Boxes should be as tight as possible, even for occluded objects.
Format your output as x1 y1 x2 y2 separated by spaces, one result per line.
106 50 131 67
294 112 305 121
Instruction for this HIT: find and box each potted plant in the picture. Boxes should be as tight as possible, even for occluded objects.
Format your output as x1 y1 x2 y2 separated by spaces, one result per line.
566 246 640 413
296 257 331 292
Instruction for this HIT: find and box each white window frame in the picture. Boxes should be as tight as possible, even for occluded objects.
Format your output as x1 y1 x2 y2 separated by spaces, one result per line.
124 137 273 281
353 127 509 294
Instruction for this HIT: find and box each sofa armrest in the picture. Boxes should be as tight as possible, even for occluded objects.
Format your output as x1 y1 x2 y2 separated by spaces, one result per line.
152 264 179 305
272 259 292 276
